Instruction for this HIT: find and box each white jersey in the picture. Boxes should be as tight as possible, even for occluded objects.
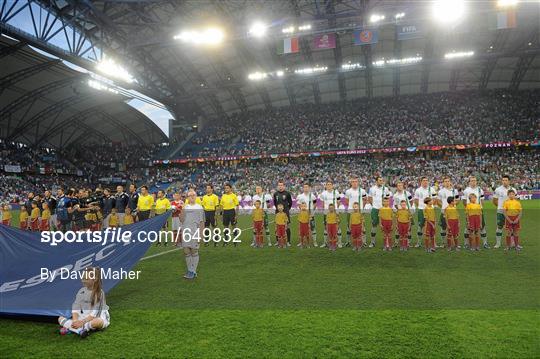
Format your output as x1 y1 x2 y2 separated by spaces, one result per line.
463 186 485 207
393 190 414 211
72 287 109 318
252 193 272 211
368 185 392 209
182 203 204 231
414 186 437 210
438 187 459 210
344 187 368 210
493 185 517 213
243 195 252 205
320 190 342 210
493 185 516 212
297 192 317 212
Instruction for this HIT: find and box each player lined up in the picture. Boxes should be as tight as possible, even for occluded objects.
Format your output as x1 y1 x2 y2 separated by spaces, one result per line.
1 175 524 252
251 175 523 252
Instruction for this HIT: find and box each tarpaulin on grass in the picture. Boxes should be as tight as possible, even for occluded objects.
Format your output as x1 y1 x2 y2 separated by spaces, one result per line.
0 212 170 317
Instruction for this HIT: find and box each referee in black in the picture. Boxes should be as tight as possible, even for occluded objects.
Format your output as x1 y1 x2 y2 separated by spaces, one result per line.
273 181 293 245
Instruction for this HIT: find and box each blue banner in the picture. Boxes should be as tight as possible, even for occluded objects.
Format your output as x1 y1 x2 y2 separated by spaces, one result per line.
0 213 170 317
353 29 379 45
396 24 423 40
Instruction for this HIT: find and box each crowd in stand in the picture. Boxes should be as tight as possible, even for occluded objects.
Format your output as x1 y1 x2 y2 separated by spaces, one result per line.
0 141 79 173
183 89 539 158
2 148 538 207
0 141 163 199
148 148 539 195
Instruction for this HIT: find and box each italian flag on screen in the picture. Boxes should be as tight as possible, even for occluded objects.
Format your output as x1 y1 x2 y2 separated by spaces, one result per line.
278 37 299 54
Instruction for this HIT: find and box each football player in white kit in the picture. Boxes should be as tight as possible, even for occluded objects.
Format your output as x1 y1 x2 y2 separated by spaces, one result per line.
320 181 344 247
180 190 205 279
437 176 459 248
297 183 319 247
392 181 414 247
462 176 488 249
252 186 273 246
492 175 516 249
237 193 244 209
243 193 252 208
414 177 438 248
344 177 368 247
367 176 392 247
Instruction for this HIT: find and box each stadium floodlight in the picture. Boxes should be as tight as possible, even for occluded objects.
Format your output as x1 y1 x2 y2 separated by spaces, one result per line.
341 63 365 71
386 56 423 65
282 26 295 34
276 70 284 77
394 12 405 20
370 14 385 23
249 22 267 38
173 28 224 45
248 72 268 81
96 59 135 83
432 0 465 23
444 51 474 59
298 24 312 31
202 28 224 44
88 79 119 94
372 59 385 67
294 66 327 75
497 0 518 7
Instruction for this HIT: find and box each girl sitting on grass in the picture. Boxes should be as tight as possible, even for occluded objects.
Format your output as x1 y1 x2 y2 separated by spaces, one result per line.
58 267 110 338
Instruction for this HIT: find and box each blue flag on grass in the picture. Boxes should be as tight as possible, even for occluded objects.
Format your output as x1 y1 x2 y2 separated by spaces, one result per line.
0 212 170 317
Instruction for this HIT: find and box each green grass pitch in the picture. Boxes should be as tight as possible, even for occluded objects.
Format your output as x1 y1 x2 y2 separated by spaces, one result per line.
1 201 539 358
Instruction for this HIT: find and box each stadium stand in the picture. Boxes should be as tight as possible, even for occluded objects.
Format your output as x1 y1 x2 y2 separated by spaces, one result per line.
2 146 538 204
178 89 539 158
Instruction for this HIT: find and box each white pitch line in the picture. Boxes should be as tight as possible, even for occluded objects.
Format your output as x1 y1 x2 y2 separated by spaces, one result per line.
140 247 181 261
140 219 280 261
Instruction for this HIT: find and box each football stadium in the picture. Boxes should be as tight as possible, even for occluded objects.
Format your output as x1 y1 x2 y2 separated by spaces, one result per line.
0 0 539 357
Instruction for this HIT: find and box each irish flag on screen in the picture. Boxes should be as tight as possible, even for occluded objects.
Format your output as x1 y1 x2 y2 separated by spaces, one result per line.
278 37 299 54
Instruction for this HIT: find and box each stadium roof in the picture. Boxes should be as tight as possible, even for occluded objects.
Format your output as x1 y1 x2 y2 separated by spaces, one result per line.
0 35 167 147
0 36 166 147
0 0 538 122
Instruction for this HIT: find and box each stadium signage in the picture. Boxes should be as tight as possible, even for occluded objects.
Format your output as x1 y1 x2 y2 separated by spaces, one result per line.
396 24 423 40
153 141 534 165
3 165 22 173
